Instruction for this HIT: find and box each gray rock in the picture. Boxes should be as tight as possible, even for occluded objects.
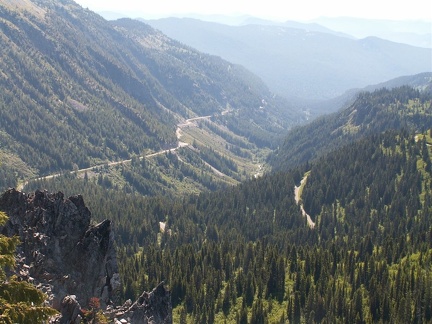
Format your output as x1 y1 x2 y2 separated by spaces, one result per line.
0 189 120 309
0 189 172 323
59 295 82 324
112 282 172 324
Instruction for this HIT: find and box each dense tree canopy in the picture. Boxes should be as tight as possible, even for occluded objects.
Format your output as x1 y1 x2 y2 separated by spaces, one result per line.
271 86 432 171
0 2 431 321
24 127 432 323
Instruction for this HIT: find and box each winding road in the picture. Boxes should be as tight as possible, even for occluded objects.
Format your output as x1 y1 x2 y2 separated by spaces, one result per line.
18 114 313 232
18 116 212 191
294 174 316 229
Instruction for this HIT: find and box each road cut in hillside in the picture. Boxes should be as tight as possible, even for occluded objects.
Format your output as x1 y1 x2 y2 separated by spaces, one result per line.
294 173 315 229
17 116 213 191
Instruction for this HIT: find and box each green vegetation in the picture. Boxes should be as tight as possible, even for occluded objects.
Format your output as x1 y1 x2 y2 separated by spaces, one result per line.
20 108 273 197
270 86 432 171
24 127 432 323
125 129 432 323
0 211 57 323
19 86 432 322
1 1 432 322
0 0 295 191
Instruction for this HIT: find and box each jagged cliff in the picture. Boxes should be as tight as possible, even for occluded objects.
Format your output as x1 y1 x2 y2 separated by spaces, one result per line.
0 188 172 323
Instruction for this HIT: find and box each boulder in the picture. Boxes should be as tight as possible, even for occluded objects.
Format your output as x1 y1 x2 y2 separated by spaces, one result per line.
111 282 172 324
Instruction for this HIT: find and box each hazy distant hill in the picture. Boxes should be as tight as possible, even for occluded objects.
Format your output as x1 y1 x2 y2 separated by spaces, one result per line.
144 17 432 102
0 0 296 187
313 17 432 48
306 72 432 116
234 16 352 38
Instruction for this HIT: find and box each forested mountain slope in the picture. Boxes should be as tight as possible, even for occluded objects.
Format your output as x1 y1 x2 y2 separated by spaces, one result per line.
2 1 431 322
27 126 432 323
270 85 432 171
0 0 296 190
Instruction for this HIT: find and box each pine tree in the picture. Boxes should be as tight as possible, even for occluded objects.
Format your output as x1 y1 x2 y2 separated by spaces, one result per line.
0 211 58 323
251 299 267 324
244 271 255 306
239 301 248 324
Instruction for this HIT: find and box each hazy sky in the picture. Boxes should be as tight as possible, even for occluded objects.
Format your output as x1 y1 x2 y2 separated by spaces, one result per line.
74 0 432 21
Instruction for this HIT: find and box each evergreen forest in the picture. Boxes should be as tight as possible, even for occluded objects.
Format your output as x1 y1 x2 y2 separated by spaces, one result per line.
0 0 431 323
0 0 296 188
25 88 432 322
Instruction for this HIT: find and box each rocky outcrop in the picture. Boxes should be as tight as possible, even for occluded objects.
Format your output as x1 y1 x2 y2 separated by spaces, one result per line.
111 282 172 324
59 295 82 324
0 188 172 323
0 188 120 310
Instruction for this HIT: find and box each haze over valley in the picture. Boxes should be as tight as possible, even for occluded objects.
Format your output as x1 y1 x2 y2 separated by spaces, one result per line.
0 0 431 323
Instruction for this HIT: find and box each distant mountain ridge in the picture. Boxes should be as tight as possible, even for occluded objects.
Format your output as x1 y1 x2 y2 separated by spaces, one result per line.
0 0 296 188
312 17 432 48
307 72 432 116
144 17 432 102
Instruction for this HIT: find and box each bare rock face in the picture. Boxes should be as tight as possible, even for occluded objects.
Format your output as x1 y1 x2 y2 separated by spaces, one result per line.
59 295 82 324
0 188 120 310
112 282 172 324
0 188 172 323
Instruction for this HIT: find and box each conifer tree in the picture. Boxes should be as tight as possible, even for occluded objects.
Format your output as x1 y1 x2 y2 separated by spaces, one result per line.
0 211 57 323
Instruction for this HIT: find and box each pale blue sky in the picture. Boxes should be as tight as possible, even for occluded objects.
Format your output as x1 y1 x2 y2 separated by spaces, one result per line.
74 0 432 21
